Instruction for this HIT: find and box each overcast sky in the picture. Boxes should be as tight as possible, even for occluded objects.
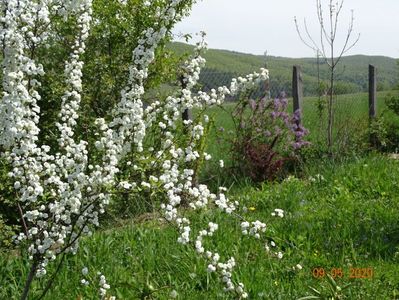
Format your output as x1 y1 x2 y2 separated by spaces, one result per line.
173 0 399 58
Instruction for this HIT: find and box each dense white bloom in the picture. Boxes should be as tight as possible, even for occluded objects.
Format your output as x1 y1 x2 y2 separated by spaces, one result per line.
241 221 250 235
0 1 274 298
204 153 211 160
98 274 110 297
271 208 285 218
207 264 216 272
119 181 132 190
241 220 266 238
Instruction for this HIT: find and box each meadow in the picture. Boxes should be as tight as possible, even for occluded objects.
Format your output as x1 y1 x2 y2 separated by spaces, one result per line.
1 91 399 299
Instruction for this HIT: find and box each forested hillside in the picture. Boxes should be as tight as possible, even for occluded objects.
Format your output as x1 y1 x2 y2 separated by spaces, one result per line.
169 42 399 96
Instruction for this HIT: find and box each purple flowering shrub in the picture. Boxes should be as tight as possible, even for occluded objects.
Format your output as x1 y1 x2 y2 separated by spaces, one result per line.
230 92 310 181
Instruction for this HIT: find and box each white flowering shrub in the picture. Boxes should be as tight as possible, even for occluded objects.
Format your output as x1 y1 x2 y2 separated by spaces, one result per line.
0 0 284 298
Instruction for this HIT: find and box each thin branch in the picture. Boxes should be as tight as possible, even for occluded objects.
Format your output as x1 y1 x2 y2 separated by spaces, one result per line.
36 252 67 300
316 0 332 67
304 19 320 53
342 32 360 55
20 256 41 300
334 10 360 66
329 0 334 43
294 17 317 52
17 202 29 237
332 0 344 40
317 0 331 44
335 32 360 66
33 215 91 300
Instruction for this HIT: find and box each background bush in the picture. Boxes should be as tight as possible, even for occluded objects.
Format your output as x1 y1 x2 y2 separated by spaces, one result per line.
0 0 196 241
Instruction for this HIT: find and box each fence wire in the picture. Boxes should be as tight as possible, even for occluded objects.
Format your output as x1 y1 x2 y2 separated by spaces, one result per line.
196 67 392 154
299 75 369 154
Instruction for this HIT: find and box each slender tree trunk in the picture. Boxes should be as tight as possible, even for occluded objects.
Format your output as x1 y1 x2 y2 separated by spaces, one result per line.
327 39 335 156
21 258 40 300
37 253 67 300
317 52 321 113
316 52 324 146
327 68 334 155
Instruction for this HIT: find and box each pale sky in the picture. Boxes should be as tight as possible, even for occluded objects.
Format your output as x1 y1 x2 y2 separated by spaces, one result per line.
173 0 399 58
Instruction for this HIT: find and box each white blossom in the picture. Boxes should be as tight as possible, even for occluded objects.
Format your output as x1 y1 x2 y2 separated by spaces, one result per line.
0 1 273 298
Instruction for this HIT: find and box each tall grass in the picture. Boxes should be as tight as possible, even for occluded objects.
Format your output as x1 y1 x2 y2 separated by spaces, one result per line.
1 154 399 299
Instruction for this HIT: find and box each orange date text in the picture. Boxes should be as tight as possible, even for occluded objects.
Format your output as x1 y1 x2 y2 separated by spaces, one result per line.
312 267 373 279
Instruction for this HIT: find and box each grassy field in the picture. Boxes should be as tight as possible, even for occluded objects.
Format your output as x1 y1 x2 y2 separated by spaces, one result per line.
1 91 399 299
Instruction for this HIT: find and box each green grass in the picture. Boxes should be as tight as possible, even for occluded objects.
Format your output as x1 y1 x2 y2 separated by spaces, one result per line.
1 153 399 299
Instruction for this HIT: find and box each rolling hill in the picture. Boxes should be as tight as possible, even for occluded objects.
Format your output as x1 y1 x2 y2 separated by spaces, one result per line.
168 42 399 97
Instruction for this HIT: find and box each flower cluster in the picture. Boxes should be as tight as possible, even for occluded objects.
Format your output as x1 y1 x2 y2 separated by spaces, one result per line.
265 241 284 260
241 220 267 239
79 267 114 299
193 223 248 298
271 208 285 218
0 0 94 277
225 90 310 181
112 34 269 295
271 92 310 150
98 274 111 298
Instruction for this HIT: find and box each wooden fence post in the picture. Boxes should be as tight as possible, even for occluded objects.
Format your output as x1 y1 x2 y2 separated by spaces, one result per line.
292 65 303 124
368 64 377 146
368 64 377 119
